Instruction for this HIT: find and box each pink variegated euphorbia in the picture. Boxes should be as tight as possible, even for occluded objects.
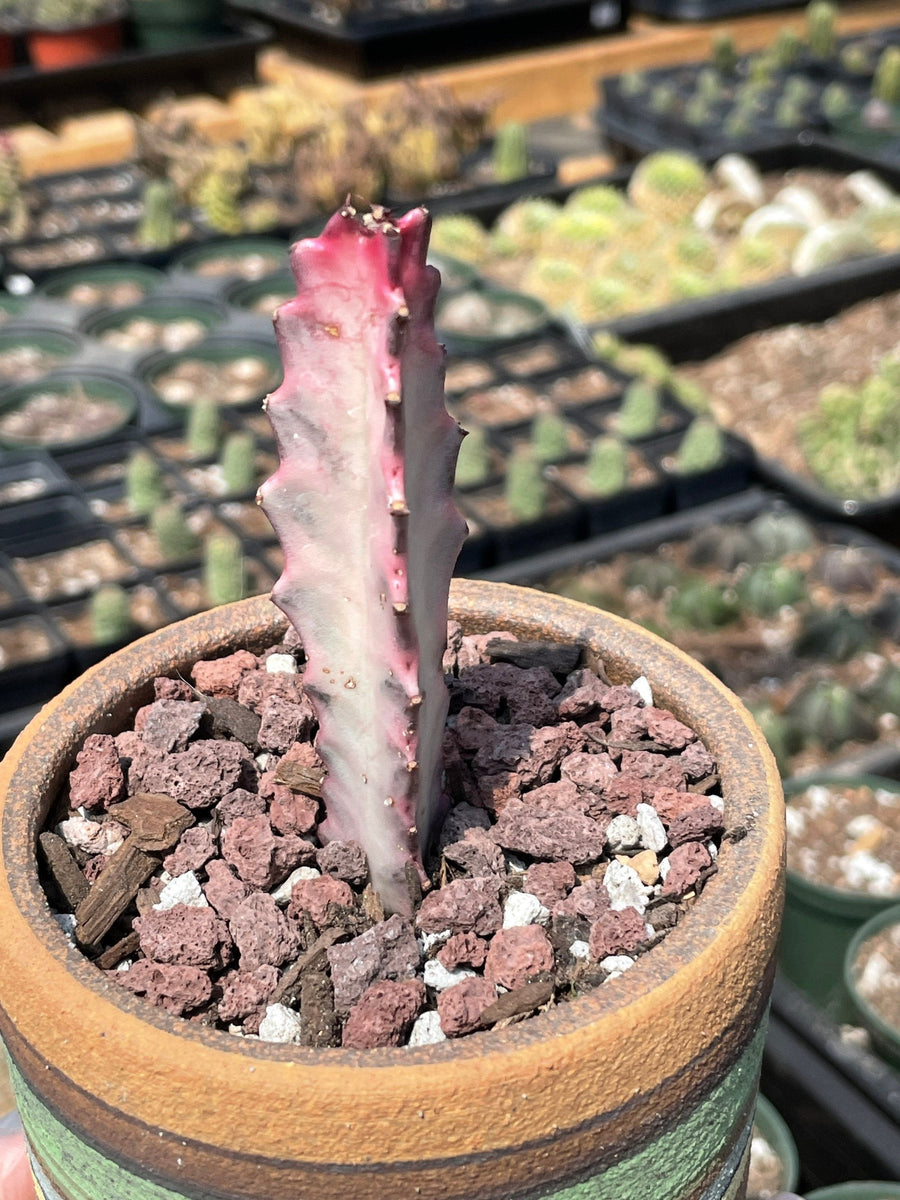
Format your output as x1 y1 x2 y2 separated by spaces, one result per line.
259 205 467 915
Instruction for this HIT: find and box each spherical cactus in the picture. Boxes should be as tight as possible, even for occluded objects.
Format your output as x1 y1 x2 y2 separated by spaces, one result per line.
622 558 679 599
151 502 201 563
186 396 222 460
675 229 717 271
711 31 739 76
747 508 816 558
666 577 740 630
696 67 724 105
429 214 490 264
749 703 804 774
872 45 900 105
821 82 854 122
628 152 710 223
774 96 807 130
531 407 571 463
806 0 837 60
492 121 529 184
736 562 807 615
648 83 678 116
577 276 633 322
521 257 582 311
840 41 872 76
493 197 560 251
125 448 166 517
220 430 257 495
688 524 761 571
564 184 626 217
617 379 661 439
203 530 245 607
865 662 900 718
784 74 815 107
504 444 547 521
673 417 725 474
455 426 492 489
585 435 628 497
138 179 177 251
197 172 243 236
546 209 617 254
670 269 716 301
794 605 874 662
89 584 133 646
791 680 877 750
814 544 879 593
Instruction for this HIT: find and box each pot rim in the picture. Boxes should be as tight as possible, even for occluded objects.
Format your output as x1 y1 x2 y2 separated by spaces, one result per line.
844 899 900 1048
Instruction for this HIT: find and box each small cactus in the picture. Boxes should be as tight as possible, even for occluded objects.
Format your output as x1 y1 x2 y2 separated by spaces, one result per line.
688 524 761 571
667 577 740 630
623 558 678 599
492 121 528 184
673 417 725 474
686 94 714 128
872 45 900 106
649 84 678 116
840 41 872 76
724 105 756 141
628 152 710 223
815 544 879 593
750 703 803 774
737 562 807 615
784 74 815 107
865 663 900 718
531 407 570 463
504 444 547 521
821 82 854 121
747 508 816 558
125 448 166 517
151 503 200 563
185 396 221 460
617 379 661 439
790 681 877 749
89 584 133 646
774 96 807 130
585 436 628 497
430 213 490 263
564 184 626 217
203 530 245 607
712 31 739 76
772 27 802 70
806 0 837 60
197 170 243 237
794 605 874 662
220 430 257 495
695 68 724 105
455 426 492 488
138 178 177 251
620 71 648 98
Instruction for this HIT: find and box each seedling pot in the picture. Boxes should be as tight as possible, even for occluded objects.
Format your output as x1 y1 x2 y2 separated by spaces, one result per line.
0 582 783 1200
845 903 900 1071
780 774 900 1021
752 1094 800 1195
27 18 123 69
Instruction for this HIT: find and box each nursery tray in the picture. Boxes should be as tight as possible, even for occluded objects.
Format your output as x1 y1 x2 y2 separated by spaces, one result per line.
226 0 625 76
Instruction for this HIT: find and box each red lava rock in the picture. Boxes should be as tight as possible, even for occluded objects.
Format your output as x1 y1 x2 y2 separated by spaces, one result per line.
222 814 308 889
114 729 143 761
610 707 649 743
136 904 232 969
662 842 713 897
216 788 268 826
236 670 305 714
651 788 710 824
83 854 107 884
524 779 586 814
153 676 193 701
342 979 425 1050
438 931 488 970
619 751 685 796
116 960 213 1015
588 907 648 960
555 671 610 718
326 914 421 1010
472 724 575 789
163 824 216 876
129 740 252 811
202 858 250 919
138 699 206 753
416 876 503 937
476 771 523 815
442 827 506 877
559 752 618 792
453 630 516 672
68 734 125 812
489 798 607 865
316 840 369 887
228 892 301 970
437 976 498 1037
525 861 577 906
680 741 717 781
458 663 560 725
667 804 725 848
644 708 696 750
287 875 354 927
594 774 646 818
552 878 610 922
438 802 491 848
453 706 500 753
484 925 554 990
218 963 280 1022
269 790 319 837
192 650 258 699
257 693 316 754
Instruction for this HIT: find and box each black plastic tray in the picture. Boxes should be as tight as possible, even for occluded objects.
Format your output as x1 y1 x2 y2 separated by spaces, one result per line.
630 0 810 19
226 0 625 76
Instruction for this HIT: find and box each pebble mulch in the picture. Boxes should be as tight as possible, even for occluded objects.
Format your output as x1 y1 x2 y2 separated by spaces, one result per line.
852 920 900 1036
40 627 731 1051
786 782 900 896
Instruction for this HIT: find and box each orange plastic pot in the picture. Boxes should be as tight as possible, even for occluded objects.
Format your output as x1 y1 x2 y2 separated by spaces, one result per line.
0 583 784 1200
27 19 121 69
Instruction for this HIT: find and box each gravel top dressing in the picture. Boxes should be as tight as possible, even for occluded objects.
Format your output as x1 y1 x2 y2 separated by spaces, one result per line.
787 781 900 896
852 920 900 1034
40 625 730 1050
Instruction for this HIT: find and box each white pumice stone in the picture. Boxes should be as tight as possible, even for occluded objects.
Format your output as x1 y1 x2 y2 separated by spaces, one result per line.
636 804 668 853
418 929 451 956
784 807 806 838
154 871 207 910
604 859 648 913
271 865 321 906
502 891 550 928
423 959 475 991
658 857 671 881
708 843 718 860
846 813 882 839
255 752 273 771
159 870 173 884
842 851 895 896
569 940 590 960
116 958 134 972
266 653 297 675
53 912 77 944
407 1010 447 1046
708 795 725 812
258 1004 303 1044
630 675 653 706
605 815 642 853
601 955 635 978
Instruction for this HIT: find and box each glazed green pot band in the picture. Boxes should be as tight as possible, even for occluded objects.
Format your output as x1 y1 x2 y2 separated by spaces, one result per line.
14 1023 763 1200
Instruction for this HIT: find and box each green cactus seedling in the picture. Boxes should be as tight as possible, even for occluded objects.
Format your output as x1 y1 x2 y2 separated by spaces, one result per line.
840 41 872 76
220 430 257 495
712 31 739 76
695 68 723 105
186 396 222 460
747 508 816 558
873 45 900 105
688 523 761 571
749 703 804 773
806 0 837 60
125 448 166 517
865 663 900 718
492 122 529 184
628 151 710 223
774 96 807 130
138 178 177 251
203 530 245 607
821 83 854 122
151 502 201 563
737 562 807 615
620 71 648 98
686 94 714 128
564 184 626 218
89 584 133 646
454 426 492 489
772 27 802 70
794 605 874 662
430 214 490 264
666 577 740 630
784 75 815 107
617 379 661 439
724 106 756 141
649 84 678 116
623 558 679 599
504 444 547 522
790 680 878 750
531 408 570 463
585 436 628 497
673 417 725 474
198 171 242 237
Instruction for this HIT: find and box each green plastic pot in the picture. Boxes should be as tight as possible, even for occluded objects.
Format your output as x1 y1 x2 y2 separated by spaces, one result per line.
806 1185 900 1198
128 0 224 49
0 328 82 378
780 773 900 1020
436 287 550 354
172 238 286 280
36 263 165 305
80 297 225 342
139 338 282 416
225 271 295 316
753 1094 800 1194
845 902 900 1071
0 372 137 452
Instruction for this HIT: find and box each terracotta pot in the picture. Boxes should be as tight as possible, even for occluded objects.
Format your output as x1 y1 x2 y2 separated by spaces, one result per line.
0 582 783 1200
27 19 122 70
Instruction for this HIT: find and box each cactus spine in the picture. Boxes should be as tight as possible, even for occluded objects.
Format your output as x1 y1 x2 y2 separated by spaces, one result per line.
259 205 467 915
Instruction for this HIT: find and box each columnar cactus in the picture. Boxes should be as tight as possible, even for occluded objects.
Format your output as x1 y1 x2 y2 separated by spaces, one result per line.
138 179 177 251
259 205 467 915
806 0 837 59
873 46 900 106
492 121 528 183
